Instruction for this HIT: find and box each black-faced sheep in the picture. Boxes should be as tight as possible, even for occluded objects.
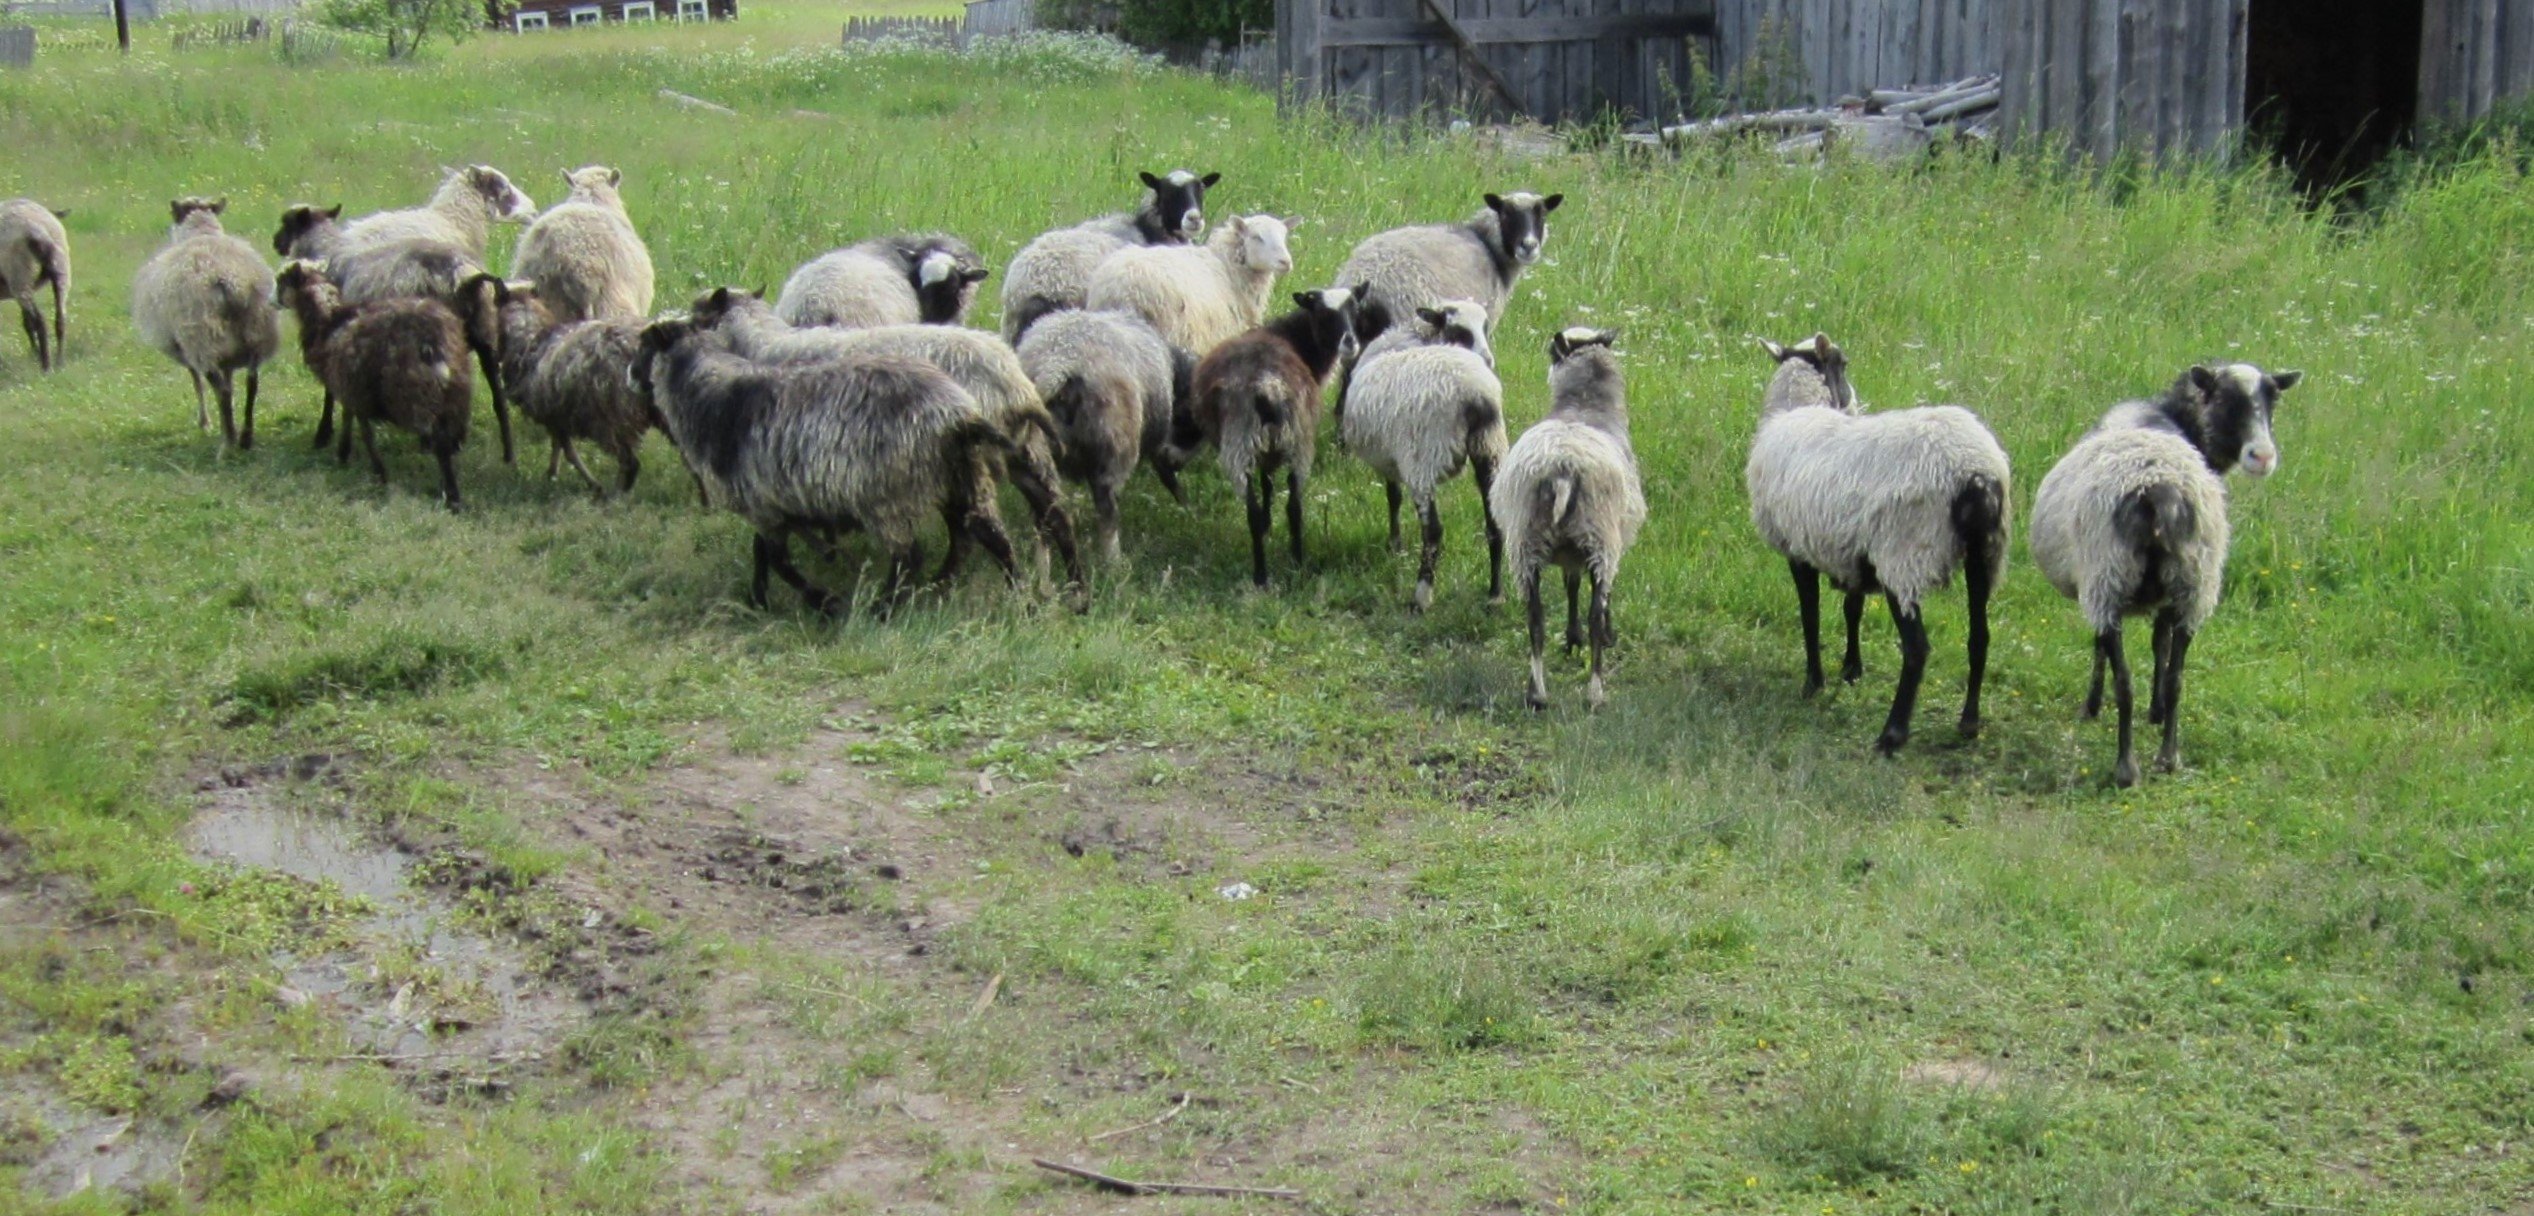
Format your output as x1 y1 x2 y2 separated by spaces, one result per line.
338 166 536 261
131 198 281 451
774 234 987 331
513 166 655 323
0 199 71 372
1000 169 1218 342
1746 334 2010 754
631 316 1023 615
1180 286 1361 587
1334 191 1561 347
1013 308 1195 561
476 276 654 496
273 260 478 509
2029 363 2296 787
1340 300 1507 611
1491 328 1644 710
1084 214 1291 358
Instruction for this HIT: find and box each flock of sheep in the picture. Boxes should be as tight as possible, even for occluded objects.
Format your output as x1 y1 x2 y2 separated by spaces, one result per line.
0 164 2297 787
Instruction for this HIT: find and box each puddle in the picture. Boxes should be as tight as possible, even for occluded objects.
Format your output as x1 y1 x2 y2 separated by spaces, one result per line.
185 782 584 1077
0 1077 185 1202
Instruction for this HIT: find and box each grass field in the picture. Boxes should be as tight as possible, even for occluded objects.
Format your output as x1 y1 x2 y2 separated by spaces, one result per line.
1 6 2531 1213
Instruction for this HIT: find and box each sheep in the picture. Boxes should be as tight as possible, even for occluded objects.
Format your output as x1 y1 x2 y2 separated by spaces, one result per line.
1746 333 2011 754
999 169 1218 342
272 260 479 509
1349 295 1496 377
1333 191 1561 348
1177 286 1361 588
1084 214 1292 358
475 276 654 496
686 288 1083 592
513 166 655 323
1340 300 1507 611
630 315 1023 615
0 199 70 372
1490 328 1645 711
2029 363 2297 788
275 203 488 308
774 234 988 331
273 203 347 264
1012 307 1196 561
131 198 281 451
338 165 537 261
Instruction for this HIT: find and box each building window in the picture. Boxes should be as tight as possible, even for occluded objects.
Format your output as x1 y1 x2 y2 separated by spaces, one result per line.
569 5 601 24
514 10 549 29
621 1 654 18
676 0 706 19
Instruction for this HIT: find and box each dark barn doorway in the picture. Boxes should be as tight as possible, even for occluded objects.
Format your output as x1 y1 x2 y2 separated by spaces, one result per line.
2246 0 2425 194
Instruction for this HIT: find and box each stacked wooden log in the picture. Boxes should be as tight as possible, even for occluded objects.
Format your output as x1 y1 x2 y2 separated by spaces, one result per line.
1624 75 2002 162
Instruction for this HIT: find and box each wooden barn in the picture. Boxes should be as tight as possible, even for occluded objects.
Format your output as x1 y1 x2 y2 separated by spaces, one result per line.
1273 0 2534 174
495 0 732 32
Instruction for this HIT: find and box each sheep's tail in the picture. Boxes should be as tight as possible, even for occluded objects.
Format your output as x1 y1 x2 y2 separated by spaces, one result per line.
1950 472 2009 573
1462 395 1506 459
212 277 262 330
1251 384 1289 429
1537 474 1576 532
1005 296 1064 342
1043 373 1091 429
2113 482 2192 555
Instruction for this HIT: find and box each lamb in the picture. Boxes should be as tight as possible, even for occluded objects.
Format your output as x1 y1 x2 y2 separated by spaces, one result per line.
999 169 1218 342
337 166 537 261
1490 328 1645 711
1340 300 1507 610
1746 333 2011 754
272 260 479 509
513 166 655 323
2029 363 2297 788
774 234 988 331
631 316 1023 615
0 199 70 372
1333 191 1561 347
1177 286 1361 588
1084 214 1292 358
685 288 1083 592
476 276 654 496
130 198 281 451
1012 307 1195 561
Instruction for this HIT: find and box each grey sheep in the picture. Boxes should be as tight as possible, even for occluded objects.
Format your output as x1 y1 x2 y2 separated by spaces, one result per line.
1350 295 1496 376
686 288 1083 593
273 260 480 509
338 166 537 261
1000 169 1217 342
1084 214 1292 358
774 234 987 331
1340 299 1507 611
1491 328 1644 711
131 198 281 451
513 166 655 323
1747 333 2010 754
1180 287 1362 587
2030 363 2296 788
1013 308 1196 562
1333 191 1561 347
631 316 1023 615
0 199 71 371
478 276 655 496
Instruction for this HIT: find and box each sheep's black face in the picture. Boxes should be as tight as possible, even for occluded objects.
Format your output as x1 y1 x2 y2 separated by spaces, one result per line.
1297 286 1364 364
273 204 341 258
471 166 538 223
1485 191 1563 266
2188 363 2297 478
688 286 755 330
913 251 989 325
1550 326 1616 365
1140 169 1220 243
171 197 227 227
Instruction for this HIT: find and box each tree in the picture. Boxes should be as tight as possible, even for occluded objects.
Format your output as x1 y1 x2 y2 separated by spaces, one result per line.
315 0 486 60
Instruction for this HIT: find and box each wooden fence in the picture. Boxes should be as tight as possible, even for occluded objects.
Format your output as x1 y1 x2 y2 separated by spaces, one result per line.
843 14 962 43
2419 0 2534 123
1996 0 2245 163
1715 0 1999 105
172 15 268 46
0 25 31 66
1276 0 1717 124
961 0 1034 37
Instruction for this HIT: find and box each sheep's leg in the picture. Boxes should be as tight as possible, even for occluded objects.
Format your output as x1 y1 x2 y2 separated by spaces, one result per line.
2082 648 2107 719
433 442 462 513
1010 457 1084 591
239 366 259 451
616 449 640 496
876 541 926 617
18 300 45 371
1091 479 1123 565
1961 544 1995 739
962 510 1022 586
1563 567 1584 653
1152 460 1188 508
1523 567 1549 711
544 437 564 480
190 370 208 433
1385 481 1404 551
336 404 357 466
561 439 606 495
2146 613 2174 726
2155 621 2192 774
1285 467 1306 568
1790 560 1825 696
2099 625 2138 787
1412 496 1442 613
1875 596 1929 756
358 418 388 483
1473 455 1503 604
748 534 775 609
1243 473 1271 588
760 532 842 616
212 370 239 451
483 349 515 466
1840 589 1867 683
1585 570 1613 710
313 387 335 450
48 279 63 365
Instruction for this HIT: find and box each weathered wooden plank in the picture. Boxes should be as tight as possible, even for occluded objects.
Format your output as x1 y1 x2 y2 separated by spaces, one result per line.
1315 10 1708 46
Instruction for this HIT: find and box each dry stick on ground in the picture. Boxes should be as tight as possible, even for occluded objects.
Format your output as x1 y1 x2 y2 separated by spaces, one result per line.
967 971 1003 1020
1088 1092 1191 1142
1030 1157 1303 1201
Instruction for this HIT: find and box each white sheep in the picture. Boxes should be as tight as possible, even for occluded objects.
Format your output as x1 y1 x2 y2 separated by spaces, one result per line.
513 166 655 323
1746 333 2010 754
1491 328 1643 710
339 166 536 261
1350 296 1496 375
131 198 281 452
0 199 71 371
1083 214 1291 358
1333 191 1561 347
1340 300 1506 611
1013 308 1193 561
2029 363 2296 787
1000 169 1217 341
774 234 987 331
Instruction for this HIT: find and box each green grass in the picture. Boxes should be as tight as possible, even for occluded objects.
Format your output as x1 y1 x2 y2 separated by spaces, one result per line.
1 8 2532 1213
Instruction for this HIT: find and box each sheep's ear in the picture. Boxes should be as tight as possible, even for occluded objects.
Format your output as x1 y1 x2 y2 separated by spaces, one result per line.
1226 215 1248 235
1352 280 1372 301
1758 337 1792 362
960 266 991 284
607 167 622 187
707 286 732 309
1140 171 1165 191
561 167 575 185
1281 215 1305 231
212 197 229 214
169 201 185 224
1200 172 1221 187
1292 291 1320 311
324 203 343 219
1483 192 1506 210
2271 369 2302 392
49 207 68 220
1541 193 1564 212
1416 307 1446 328
2187 365 2221 395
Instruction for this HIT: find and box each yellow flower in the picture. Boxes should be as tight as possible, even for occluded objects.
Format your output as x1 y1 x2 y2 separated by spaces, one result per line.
1960 1161 1980 1173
